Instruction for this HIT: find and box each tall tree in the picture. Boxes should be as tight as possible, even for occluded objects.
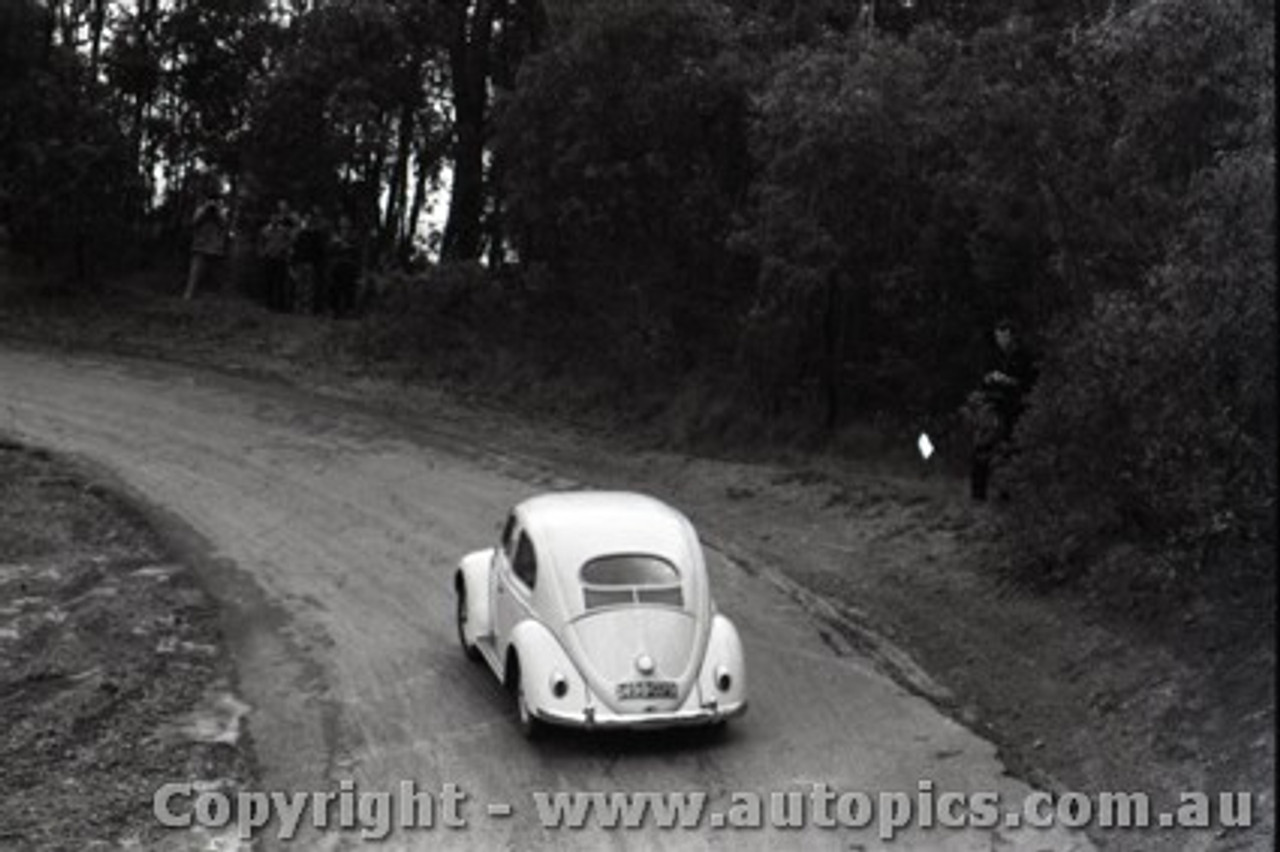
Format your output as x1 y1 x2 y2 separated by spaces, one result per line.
496 0 754 377
439 0 497 261
1 0 143 283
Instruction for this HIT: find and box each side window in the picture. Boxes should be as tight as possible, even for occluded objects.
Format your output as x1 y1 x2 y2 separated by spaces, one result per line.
500 514 516 556
512 533 537 590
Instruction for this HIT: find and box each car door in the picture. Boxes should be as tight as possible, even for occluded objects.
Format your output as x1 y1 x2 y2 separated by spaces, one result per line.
494 525 537 668
490 513 515 642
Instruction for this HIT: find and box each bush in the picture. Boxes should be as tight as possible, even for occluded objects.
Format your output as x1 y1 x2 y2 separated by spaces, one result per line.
349 262 507 371
1003 139 1275 608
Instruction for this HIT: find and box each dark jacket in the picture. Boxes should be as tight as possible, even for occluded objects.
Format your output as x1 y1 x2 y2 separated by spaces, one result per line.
292 220 329 266
982 342 1038 427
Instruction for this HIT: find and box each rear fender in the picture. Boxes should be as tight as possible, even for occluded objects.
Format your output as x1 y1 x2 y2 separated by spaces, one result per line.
456 549 495 645
507 620 588 718
697 613 747 708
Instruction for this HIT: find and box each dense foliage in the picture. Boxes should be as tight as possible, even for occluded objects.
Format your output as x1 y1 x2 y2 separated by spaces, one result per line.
496 0 755 383
1 0 1274 615
1002 4 1275 603
1 0 143 282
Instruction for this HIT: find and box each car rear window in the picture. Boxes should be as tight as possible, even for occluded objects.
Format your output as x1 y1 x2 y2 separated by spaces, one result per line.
581 555 683 610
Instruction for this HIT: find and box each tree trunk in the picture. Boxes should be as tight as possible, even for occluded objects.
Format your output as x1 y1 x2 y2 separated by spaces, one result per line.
89 2 106 78
822 272 846 431
384 106 415 248
486 152 506 269
441 0 496 263
405 141 432 260
364 115 391 261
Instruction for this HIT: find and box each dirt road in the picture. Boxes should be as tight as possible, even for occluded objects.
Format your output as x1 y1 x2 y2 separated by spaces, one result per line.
0 347 1092 851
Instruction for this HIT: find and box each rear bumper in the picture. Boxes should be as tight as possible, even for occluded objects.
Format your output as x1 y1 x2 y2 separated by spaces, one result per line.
534 700 747 730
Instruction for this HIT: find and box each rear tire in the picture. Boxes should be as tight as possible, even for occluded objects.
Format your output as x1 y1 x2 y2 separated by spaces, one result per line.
509 658 545 740
456 581 480 662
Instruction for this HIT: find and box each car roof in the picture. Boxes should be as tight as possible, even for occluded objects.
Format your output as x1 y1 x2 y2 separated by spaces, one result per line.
516 491 700 576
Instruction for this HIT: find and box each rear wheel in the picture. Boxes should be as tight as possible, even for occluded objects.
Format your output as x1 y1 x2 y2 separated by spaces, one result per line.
508 657 545 740
456 581 480 662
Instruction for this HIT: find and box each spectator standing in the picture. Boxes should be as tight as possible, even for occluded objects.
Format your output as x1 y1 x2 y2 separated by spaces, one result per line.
0 221 11 277
328 213 360 318
259 200 298 312
292 207 330 315
184 187 227 300
970 318 1038 501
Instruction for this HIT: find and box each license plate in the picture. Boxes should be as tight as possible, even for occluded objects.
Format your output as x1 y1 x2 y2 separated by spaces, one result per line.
617 680 677 700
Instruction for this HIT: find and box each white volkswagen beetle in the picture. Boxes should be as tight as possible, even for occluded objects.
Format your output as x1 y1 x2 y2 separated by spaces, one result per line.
454 491 747 737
